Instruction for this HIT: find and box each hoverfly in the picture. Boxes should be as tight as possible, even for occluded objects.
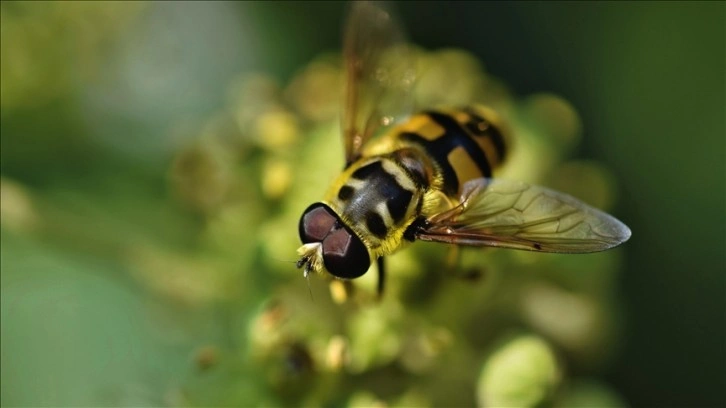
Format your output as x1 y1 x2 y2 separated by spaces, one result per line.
296 1 631 296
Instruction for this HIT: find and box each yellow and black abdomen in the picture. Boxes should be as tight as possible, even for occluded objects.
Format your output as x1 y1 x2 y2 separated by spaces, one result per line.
393 106 508 197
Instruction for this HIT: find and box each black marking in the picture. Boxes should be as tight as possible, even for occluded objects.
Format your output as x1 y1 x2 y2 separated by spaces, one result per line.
377 172 403 199
533 243 542 250
403 216 428 242
365 211 388 238
386 188 412 223
427 111 493 177
352 161 380 179
392 149 429 188
403 165 428 188
346 159 415 227
401 132 459 195
338 185 354 201
465 108 506 160
400 111 493 195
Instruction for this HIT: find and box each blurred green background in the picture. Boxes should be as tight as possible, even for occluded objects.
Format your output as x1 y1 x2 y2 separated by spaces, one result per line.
1 1 724 407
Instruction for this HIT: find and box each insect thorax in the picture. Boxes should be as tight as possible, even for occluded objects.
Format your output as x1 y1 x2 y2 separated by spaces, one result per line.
324 151 429 257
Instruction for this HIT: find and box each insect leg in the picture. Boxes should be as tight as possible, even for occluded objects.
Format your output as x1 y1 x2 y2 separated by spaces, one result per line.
447 246 487 282
445 245 461 274
377 256 386 298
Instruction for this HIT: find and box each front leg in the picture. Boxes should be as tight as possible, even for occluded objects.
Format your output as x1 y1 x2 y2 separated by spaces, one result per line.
377 256 386 298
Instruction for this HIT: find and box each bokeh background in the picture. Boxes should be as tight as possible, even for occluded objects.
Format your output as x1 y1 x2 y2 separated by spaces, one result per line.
1 1 724 407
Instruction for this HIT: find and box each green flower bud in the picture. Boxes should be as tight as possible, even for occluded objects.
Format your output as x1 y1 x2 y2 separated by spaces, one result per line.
477 335 561 408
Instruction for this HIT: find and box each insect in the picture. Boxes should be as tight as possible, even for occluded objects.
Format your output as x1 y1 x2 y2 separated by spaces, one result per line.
296 1 631 296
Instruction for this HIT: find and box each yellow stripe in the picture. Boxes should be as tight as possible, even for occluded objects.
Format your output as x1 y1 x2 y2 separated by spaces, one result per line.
396 114 445 141
472 136 503 167
380 159 416 192
447 146 483 192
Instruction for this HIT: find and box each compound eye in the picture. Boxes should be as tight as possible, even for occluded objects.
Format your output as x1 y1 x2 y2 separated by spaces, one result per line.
299 203 337 243
322 228 370 279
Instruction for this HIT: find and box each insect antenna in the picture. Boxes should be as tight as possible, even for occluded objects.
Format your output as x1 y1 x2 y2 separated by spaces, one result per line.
271 257 299 264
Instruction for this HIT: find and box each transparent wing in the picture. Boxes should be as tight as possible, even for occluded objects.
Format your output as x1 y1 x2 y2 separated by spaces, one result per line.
417 179 632 253
342 1 415 165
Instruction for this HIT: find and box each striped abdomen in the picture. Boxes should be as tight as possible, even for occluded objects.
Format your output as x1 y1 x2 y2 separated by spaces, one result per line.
394 107 508 197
